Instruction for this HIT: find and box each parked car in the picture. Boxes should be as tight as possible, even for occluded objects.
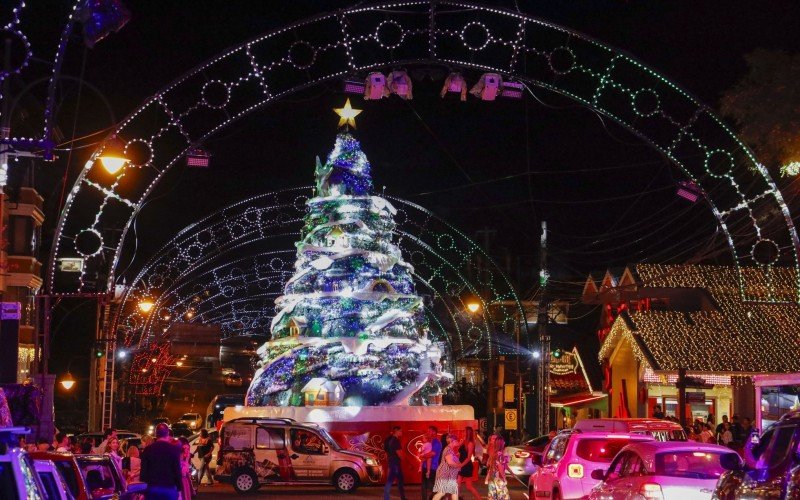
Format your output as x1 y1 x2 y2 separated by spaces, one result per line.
76 431 142 450
589 441 741 500
177 412 204 430
76 454 147 500
189 430 220 481
528 430 654 500
206 394 245 429
715 409 800 499
574 418 687 441
216 417 382 494
0 427 48 499
33 459 72 500
147 417 170 435
224 372 244 387
507 434 552 478
171 422 194 438
30 450 92 500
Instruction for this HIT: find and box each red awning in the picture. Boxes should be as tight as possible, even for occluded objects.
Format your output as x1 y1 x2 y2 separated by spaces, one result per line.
550 393 607 408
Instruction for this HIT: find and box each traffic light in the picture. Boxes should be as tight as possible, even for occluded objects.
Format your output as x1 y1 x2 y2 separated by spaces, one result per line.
94 343 104 358
552 348 563 359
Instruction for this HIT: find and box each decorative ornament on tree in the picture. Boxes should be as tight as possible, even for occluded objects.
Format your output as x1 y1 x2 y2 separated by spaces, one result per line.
247 101 452 407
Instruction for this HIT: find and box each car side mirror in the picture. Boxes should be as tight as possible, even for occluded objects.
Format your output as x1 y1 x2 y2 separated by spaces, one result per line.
720 453 744 471
590 469 605 480
126 482 147 493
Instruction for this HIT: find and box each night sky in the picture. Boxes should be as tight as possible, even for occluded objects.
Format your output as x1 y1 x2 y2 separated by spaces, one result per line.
8 1 799 401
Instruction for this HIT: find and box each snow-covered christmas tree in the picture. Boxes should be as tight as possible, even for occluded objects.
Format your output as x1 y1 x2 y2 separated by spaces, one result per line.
247 101 452 407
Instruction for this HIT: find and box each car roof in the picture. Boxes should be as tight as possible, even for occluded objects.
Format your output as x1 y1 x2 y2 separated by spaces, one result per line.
574 418 683 432
75 454 111 462
29 451 77 462
620 440 738 470
570 431 656 441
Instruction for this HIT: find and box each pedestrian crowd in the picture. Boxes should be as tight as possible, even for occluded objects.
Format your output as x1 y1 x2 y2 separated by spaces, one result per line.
384 424 512 500
652 404 757 450
24 424 204 499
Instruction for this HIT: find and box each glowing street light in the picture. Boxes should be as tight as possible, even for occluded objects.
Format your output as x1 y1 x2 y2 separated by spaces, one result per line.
60 372 76 390
466 302 481 314
97 137 130 175
176 360 184 367
138 300 155 314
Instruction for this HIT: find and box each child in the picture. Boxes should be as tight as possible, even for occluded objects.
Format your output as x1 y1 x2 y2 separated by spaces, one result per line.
418 434 433 477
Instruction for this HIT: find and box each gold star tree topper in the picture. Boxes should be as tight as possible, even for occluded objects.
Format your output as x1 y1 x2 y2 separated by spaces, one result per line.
334 99 362 129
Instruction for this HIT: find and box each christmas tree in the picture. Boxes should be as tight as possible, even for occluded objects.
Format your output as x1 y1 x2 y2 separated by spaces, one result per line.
247 101 452 407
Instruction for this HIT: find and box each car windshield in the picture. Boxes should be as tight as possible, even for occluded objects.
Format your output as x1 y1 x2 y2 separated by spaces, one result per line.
78 459 120 494
575 438 639 463
181 414 196 420
654 450 733 480
53 460 79 497
525 435 550 448
317 428 341 451
0 461 19 499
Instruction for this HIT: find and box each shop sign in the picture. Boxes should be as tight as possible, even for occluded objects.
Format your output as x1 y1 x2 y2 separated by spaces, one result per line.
550 351 578 376
686 392 706 403
0 302 21 320
504 409 518 430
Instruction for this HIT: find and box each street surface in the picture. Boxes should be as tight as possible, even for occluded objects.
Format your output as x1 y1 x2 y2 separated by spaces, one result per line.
196 480 529 498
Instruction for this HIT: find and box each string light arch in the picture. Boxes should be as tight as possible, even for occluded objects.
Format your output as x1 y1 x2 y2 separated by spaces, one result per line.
111 189 525 393
47 1 799 303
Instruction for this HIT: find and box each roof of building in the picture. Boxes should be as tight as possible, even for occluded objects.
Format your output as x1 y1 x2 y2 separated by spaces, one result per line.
599 264 800 373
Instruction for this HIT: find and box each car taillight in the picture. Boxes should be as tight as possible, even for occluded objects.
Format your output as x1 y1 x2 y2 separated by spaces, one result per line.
640 483 663 500
515 450 531 459
567 463 584 478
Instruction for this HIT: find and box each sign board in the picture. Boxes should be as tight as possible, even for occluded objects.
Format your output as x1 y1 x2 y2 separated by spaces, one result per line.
166 322 221 357
503 383 516 403
686 392 706 403
0 302 21 320
504 409 518 430
58 258 84 273
550 350 578 376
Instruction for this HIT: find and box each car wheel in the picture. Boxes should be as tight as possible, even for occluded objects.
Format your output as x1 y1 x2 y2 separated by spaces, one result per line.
233 468 259 494
333 468 359 493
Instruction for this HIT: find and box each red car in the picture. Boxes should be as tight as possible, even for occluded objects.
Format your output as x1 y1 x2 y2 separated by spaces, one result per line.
30 451 91 500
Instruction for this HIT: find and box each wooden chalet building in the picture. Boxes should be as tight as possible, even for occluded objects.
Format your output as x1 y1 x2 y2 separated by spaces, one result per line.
583 264 800 424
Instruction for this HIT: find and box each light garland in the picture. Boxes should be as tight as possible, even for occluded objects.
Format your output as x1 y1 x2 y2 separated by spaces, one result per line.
598 263 800 374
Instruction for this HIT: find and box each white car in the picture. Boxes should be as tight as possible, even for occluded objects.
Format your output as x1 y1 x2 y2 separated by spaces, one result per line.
0 427 48 499
189 430 219 482
589 441 742 500
33 459 71 500
177 413 204 430
506 434 551 478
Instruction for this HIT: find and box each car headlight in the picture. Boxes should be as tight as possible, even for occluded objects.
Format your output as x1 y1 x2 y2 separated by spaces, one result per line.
366 457 378 466
191 422 196 428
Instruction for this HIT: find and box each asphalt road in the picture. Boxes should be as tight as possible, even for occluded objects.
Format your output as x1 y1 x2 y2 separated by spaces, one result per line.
196 480 529 498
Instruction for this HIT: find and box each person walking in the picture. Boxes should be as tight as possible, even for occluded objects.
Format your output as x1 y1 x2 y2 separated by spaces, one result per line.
178 437 193 500
420 426 442 500
141 423 183 500
457 427 481 500
383 426 407 500
486 435 511 500
195 429 214 486
55 432 70 452
125 445 142 483
432 435 461 500
105 437 124 472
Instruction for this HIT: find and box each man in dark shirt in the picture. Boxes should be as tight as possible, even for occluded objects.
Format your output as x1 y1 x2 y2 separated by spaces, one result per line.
420 425 442 500
383 426 407 500
141 423 182 499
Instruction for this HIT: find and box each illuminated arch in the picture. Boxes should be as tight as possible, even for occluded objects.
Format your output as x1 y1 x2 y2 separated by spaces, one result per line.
49 1 799 303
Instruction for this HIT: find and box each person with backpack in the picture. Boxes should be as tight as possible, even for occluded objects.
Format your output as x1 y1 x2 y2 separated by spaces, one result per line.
383 426 407 500
194 429 214 486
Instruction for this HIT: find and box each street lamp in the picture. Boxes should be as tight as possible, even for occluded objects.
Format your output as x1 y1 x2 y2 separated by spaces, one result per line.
466 302 481 314
98 137 130 175
137 300 155 314
60 372 76 390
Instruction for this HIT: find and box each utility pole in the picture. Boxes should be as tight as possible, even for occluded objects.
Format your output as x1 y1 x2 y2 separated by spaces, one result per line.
536 221 550 435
